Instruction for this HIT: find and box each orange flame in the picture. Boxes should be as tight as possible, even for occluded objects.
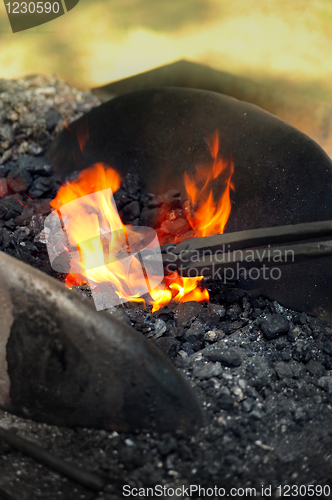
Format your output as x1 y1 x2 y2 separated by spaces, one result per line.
150 271 209 312
184 130 234 237
51 162 121 210
50 129 234 312
51 164 151 304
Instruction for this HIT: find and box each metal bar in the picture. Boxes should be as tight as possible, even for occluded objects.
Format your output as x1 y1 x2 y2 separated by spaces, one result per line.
0 427 106 492
164 239 332 277
152 222 332 276
160 220 332 263
0 485 22 500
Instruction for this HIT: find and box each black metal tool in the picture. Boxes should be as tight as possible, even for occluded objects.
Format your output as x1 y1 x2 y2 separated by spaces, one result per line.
0 484 22 500
158 220 332 276
0 426 106 492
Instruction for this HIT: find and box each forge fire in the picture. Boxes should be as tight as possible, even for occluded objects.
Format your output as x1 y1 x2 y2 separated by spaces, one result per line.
47 130 234 312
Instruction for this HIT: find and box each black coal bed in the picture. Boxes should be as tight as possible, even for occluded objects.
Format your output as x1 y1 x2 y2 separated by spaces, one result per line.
0 78 332 500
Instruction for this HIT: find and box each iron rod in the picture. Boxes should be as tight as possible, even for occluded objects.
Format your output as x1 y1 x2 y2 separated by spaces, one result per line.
0 427 106 492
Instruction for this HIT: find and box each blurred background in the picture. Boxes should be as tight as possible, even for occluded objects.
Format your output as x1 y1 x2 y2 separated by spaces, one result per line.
0 0 332 102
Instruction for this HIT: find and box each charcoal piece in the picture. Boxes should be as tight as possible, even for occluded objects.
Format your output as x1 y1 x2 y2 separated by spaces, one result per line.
0 196 24 220
323 341 332 356
193 362 223 379
207 303 226 318
152 318 167 337
251 296 268 309
287 325 301 342
180 342 195 355
27 163 53 176
174 301 202 327
140 207 159 228
0 165 10 178
197 311 221 328
292 408 308 425
119 201 140 223
299 312 307 325
274 338 288 351
217 393 235 411
28 176 56 198
122 173 143 197
14 208 34 227
45 109 61 131
167 327 184 339
6 168 31 193
184 321 205 340
305 359 325 377
318 376 332 393
292 342 312 363
289 360 306 379
226 304 242 321
323 358 332 370
259 314 289 340
165 319 176 329
306 316 327 339
152 336 180 358
204 348 243 367
183 334 202 351
280 351 291 361
139 193 153 205
13 227 30 244
2 228 12 249
153 304 175 318
33 199 53 217
252 372 271 390
17 155 50 174
221 320 244 335
130 217 140 226
113 188 130 210
240 397 255 413
4 219 15 231
274 361 293 379
158 436 177 456
119 446 145 470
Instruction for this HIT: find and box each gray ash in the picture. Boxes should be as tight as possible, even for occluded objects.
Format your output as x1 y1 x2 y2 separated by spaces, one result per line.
1 77 332 500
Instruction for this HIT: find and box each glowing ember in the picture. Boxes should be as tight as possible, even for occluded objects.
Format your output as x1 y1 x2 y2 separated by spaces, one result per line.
50 129 234 310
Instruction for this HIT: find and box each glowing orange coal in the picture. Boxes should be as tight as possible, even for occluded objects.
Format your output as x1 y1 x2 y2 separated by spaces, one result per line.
184 130 234 237
50 130 234 311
